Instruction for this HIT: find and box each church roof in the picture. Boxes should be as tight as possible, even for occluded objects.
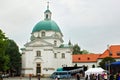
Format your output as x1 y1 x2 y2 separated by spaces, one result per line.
32 20 62 33
44 9 51 13
32 3 62 34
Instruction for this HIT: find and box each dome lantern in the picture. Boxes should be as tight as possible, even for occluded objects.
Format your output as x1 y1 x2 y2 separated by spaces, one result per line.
32 2 62 35
44 2 51 20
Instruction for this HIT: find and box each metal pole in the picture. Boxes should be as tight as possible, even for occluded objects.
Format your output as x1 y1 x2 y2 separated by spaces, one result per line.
108 61 110 74
105 62 107 71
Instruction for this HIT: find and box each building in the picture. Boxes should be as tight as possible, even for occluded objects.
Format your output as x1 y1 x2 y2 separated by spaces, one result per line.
21 3 120 77
21 4 73 77
72 54 101 68
72 45 120 68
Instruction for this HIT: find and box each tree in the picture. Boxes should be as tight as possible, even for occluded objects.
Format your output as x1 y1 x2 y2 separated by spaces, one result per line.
80 49 89 54
74 63 78 67
0 29 10 72
0 29 21 76
73 44 81 54
5 39 21 76
99 57 116 69
73 44 89 54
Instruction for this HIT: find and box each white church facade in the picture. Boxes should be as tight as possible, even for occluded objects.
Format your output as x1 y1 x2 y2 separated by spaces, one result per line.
21 4 73 77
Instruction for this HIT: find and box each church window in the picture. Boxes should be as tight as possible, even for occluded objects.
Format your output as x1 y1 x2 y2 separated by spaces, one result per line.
36 63 41 73
54 53 57 58
61 53 65 58
36 51 41 57
46 14 48 19
37 63 41 67
54 40 57 46
41 31 45 37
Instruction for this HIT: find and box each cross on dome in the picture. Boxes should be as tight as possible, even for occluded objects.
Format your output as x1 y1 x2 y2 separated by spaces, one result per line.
44 1 52 20
47 1 49 10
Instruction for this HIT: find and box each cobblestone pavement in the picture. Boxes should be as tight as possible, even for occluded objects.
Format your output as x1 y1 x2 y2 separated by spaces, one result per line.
3 77 85 80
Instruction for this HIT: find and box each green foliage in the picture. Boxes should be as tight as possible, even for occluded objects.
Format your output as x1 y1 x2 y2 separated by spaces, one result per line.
74 63 77 67
73 44 81 54
0 29 21 75
0 29 7 40
0 55 10 71
5 39 21 75
80 49 89 54
99 57 116 69
72 44 89 54
0 29 10 72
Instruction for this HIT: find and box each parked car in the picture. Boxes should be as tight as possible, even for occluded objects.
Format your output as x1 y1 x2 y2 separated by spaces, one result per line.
50 71 72 79
1 74 9 78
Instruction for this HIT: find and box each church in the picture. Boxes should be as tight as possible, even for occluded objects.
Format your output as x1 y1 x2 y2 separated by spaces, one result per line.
21 4 73 77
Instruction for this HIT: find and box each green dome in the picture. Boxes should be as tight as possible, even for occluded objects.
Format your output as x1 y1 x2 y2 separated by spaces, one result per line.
44 9 51 13
32 20 62 33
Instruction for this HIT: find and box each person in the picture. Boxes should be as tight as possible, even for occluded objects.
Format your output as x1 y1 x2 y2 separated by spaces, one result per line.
118 73 120 80
85 75 88 80
92 74 97 80
0 75 3 80
98 74 101 80
103 73 107 80
37 73 40 80
29 74 32 80
76 73 80 80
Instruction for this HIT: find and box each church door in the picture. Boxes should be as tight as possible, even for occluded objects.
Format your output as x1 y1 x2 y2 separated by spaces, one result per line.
36 63 41 75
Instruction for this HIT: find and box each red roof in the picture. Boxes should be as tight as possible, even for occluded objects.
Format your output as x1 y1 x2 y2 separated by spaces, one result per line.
72 54 101 63
72 45 120 63
99 45 120 59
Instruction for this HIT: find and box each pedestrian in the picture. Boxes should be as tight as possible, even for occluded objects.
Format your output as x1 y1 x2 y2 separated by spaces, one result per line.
38 73 40 80
98 74 101 80
76 73 80 80
85 75 88 80
118 73 120 80
29 74 32 80
0 76 3 80
103 73 107 80
92 74 97 80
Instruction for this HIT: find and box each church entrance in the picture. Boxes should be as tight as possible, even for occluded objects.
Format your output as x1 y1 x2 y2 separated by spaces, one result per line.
36 63 41 76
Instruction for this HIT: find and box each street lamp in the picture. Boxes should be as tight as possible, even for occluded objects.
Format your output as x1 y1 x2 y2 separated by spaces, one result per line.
108 61 110 74
105 61 110 73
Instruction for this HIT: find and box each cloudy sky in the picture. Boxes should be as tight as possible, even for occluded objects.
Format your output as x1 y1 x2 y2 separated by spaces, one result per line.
0 0 120 53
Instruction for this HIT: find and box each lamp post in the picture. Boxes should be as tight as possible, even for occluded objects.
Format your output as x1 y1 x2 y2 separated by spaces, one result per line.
108 61 110 74
105 61 110 73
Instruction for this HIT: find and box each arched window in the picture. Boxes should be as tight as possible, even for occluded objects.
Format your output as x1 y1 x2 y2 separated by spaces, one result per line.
61 53 65 58
41 31 45 37
54 40 57 46
46 14 48 19
36 51 41 57
54 53 57 58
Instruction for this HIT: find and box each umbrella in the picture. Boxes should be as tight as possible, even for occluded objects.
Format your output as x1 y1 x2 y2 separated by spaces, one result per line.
111 61 120 66
85 68 105 75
